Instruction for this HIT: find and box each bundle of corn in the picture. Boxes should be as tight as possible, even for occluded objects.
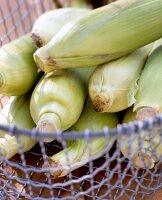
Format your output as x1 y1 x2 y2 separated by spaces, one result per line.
0 0 161 173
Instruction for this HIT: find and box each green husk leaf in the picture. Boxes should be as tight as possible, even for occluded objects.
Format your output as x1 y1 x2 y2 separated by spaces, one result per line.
134 39 162 116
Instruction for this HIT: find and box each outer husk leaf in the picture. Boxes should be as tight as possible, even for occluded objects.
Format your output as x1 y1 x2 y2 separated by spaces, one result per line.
89 44 152 113
0 94 36 159
34 0 162 72
30 67 95 143
31 8 90 48
0 34 40 96
134 40 162 114
47 98 118 178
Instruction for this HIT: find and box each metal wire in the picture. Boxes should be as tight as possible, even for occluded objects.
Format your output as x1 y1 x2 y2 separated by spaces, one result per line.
0 0 161 199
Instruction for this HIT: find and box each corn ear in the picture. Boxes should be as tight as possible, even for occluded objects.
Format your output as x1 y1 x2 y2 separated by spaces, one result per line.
89 44 152 113
119 108 162 169
134 39 162 119
130 39 162 167
34 0 162 72
31 8 90 48
47 98 118 178
0 34 40 96
0 94 36 159
30 68 94 143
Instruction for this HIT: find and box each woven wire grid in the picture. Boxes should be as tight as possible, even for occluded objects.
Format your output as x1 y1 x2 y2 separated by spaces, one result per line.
0 0 162 199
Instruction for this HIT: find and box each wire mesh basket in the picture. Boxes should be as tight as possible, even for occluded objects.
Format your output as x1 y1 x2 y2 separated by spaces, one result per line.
0 0 162 199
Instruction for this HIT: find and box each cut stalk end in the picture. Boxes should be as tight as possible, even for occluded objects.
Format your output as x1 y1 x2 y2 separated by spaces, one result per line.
37 113 61 143
31 33 43 48
92 94 110 112
133 153 155 169
43 157 63 179
136 107 160 121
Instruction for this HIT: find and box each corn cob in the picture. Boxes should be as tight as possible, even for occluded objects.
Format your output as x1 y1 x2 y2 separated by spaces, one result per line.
119 108 162 169
46 98 118 178
0 94 36 159
88 44 152 113
30 67 95 143
31 8 90 48
34 0 162 72
0 34 40 96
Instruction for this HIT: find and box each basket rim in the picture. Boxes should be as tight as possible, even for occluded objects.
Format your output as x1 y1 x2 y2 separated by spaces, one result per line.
0 113 162 140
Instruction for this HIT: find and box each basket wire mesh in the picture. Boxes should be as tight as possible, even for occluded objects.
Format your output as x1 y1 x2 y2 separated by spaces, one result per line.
0 0 162 199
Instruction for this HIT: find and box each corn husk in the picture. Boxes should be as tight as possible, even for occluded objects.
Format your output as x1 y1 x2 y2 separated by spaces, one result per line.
30 67 95 143
31 8 90 48
127 39 162 168
88 44 152 113
119 108 162 169
0 94 36 159
134 39 162 119
0 34 40 96
34 0 162 72
46 98 118 178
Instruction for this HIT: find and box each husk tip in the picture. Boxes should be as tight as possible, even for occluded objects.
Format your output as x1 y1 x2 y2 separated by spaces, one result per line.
36 113 61 143
31 32 43 48
33 51 45 72
36 122 55 143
